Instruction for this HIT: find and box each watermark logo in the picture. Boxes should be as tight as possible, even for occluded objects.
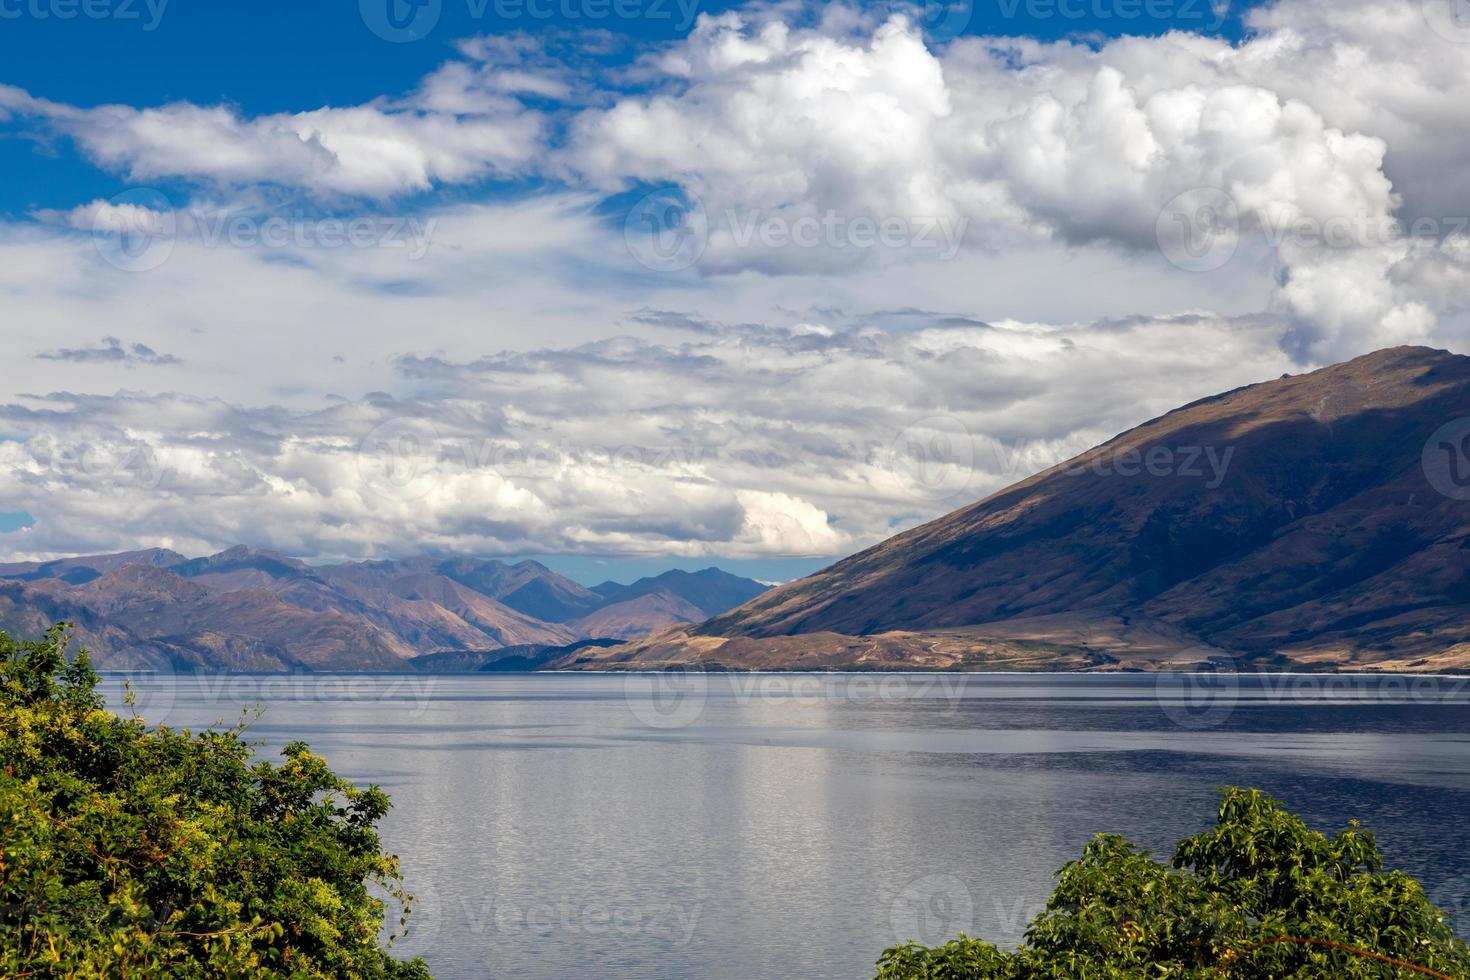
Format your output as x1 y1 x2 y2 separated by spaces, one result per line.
1155 650 1239 729
361 0 700 41
890 874 974 946
191 210 437 260
1257 211 1470 250
385 888 703 947
29 433 169 491
624 188 709 273
993 0 1226 30
920 0 973 40
1159 185 1468 270
0 0 168 30
484 0 701 27
624 188 969 273
1422 418 1470 501
1156 187 1239 273
1423 0 1470 43
106 671 178 728
361 0 442 41
379 882 442 955
889 415 977 502
1063 444 1235 488
92 187 177 273
623 669 708 729
357 417 444 503
189 675 440 719
90 190 437 272
721 210 968 259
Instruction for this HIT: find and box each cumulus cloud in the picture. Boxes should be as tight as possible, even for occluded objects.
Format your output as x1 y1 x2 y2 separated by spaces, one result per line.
0 312 1294 562
1 0 1469 563
564 2 1470 357
0 63 544 198
4 1 1467 358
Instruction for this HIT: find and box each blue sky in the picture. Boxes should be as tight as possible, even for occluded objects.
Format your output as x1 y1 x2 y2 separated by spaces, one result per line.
0 0 1251 214
0 0 1466 583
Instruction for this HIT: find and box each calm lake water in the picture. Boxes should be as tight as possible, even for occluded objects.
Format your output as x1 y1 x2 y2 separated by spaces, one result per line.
98 671 1470 980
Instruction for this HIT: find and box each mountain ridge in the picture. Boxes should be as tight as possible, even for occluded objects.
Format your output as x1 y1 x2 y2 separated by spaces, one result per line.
0 550 768 670
557 346 1470 672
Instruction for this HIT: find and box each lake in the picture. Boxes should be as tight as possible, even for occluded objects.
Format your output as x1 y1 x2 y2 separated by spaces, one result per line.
98 671 1470 980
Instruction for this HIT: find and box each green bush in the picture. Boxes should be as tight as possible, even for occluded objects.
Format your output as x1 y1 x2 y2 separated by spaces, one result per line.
876 788 1470 979
0 625 431 978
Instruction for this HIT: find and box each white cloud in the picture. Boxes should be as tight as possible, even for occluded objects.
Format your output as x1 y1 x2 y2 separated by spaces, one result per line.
6 2 1466 361
564 5 1470 358
0 71 543 198
1 0 1470 563
0 312 1295 562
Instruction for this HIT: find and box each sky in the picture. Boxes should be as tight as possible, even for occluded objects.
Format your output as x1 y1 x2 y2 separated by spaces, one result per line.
0 0 1468 584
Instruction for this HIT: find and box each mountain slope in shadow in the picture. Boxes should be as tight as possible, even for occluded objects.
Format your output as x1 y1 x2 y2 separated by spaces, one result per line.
560 346 1470 672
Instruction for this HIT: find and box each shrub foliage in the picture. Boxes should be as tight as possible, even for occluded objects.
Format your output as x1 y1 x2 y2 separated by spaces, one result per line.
877 788 1470 978
0 625 431 978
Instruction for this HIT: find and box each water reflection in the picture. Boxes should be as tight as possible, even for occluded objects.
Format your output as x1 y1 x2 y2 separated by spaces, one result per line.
98 672 1470 980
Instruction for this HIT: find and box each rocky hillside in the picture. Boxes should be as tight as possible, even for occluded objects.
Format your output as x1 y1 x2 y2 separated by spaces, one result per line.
558 346 1470 672
0 548 767 670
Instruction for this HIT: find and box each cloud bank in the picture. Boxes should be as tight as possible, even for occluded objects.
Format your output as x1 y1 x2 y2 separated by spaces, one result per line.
1 0 1468 562
0 313 1293 561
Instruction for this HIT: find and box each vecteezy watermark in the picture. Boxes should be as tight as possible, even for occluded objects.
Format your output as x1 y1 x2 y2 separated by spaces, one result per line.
188 674 440 719
1156 187 1240 273
890 874 975 946
719 209 968 260
26 432 169 491
360 0 441 40
98 674 442 727
1158 185 1470 273
624 669 710 729
890 0 974 41
1422 418 1470 501
993 0 1226 29
0 0 167 29
90 189 438 273
360 0 701 42
623 187 970 273
890 415 979 502
384 885 703 957
1061 445 1235 489
1256 212 1470 250
356 416 446 504
882 425 1206 504
477 899 701 944
377 881 440 954
1422 0 1470 43
926 0 973 40
1156 664 1470 730
190 211 436 260
1154 650 1240 730
878 425 1232 504
90 187 177 273
622 674 978 731
623 188 709 274
98 671 179 727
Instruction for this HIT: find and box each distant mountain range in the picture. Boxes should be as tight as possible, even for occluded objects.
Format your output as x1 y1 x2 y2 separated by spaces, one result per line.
0 548 768 670
560 346 1470 673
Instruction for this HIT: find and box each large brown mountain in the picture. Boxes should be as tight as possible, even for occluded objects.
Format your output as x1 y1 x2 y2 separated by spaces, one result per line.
0 547 768 670
559 346 1470 672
